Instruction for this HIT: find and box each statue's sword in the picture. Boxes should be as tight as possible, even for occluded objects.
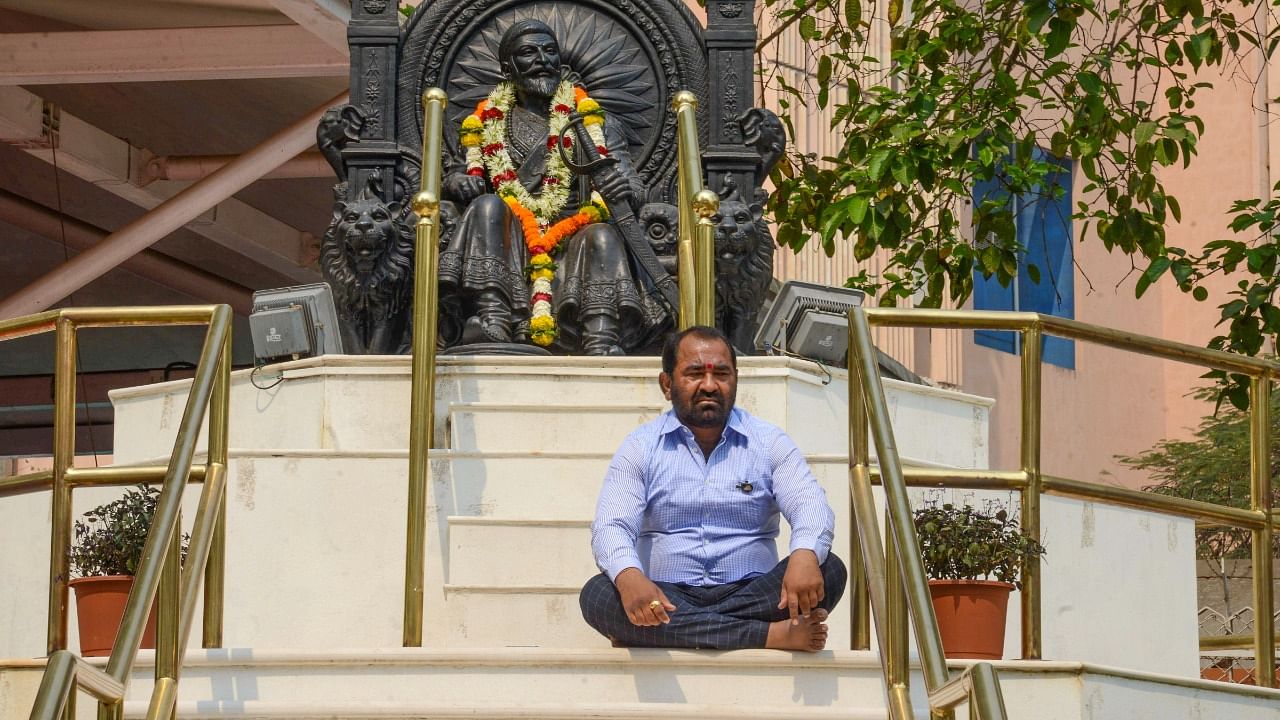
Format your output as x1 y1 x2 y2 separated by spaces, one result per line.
557 115 682 315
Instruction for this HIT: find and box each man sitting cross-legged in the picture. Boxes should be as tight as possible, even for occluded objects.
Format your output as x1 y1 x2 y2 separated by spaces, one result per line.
579 326 846 651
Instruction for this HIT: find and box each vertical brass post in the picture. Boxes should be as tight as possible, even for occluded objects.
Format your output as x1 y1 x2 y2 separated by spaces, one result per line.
848 329 871 651
48 315 77 655
405 87 447 647
1249 375 1275 687
672 91 700 329
153 511 181 720
1019 326 1044 660
30 651 75 720
203 328 230 648
969 663 1009 720
692 189 719 327
98 695 121 720
885 514 909 691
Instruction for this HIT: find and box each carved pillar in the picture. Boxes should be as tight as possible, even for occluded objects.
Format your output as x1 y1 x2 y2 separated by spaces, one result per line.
704 0 759 199
345 0 401 203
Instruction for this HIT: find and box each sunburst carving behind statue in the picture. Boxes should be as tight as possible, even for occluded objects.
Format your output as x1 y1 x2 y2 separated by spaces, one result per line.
445 2 659 165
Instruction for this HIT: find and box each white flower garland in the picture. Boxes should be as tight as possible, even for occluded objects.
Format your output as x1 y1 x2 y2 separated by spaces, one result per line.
463 79 607 226
459 79 611 347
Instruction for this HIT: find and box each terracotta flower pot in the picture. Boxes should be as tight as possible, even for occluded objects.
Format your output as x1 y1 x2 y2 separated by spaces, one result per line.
928 579 1013 660
69 575 156 657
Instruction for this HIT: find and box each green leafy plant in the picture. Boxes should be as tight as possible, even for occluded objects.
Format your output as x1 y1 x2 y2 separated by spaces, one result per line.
758 0 1280 403
68 485 188 578
1119 386 1280 560
913 499 1045 587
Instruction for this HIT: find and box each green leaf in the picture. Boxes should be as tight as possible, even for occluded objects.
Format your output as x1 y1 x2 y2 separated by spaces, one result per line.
888 0 903 26
799 15 818 40
1220 299 1247 321
845 0 862 28
847 195 870 225
1262 304 1280 331
820 202 849 244
1134 121 1158 145
1026 0 1054 33
892 159 913 186
868 148 892 181
817 55 833 86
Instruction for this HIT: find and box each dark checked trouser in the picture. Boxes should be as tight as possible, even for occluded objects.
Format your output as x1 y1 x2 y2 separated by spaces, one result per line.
579 553 847 650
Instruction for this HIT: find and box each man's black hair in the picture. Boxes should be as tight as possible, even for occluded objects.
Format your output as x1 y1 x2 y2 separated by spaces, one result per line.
661 325 737 375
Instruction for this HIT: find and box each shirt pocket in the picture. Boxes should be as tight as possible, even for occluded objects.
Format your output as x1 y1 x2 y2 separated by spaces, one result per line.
714 466 775 531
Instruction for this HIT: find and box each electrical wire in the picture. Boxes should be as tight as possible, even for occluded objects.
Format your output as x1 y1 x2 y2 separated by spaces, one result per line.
49 129 101 468
249 364 285 390
761 342 833 385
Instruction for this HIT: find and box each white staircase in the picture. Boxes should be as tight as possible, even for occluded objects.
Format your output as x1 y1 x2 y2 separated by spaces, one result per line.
2 355 1277 719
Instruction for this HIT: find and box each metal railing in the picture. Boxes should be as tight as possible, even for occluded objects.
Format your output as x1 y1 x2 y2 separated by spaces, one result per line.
846 307 1278 720
403 87 447 648
847 307 1011 720
672 90 717 329
401 88 717 644
0 305 231 720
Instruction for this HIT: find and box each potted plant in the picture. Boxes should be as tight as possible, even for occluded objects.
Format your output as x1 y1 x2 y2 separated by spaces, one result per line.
913 499 1046 660
68 485 183 657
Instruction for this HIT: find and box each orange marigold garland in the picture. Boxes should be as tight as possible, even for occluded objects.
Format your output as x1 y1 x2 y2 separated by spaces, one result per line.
461 79 610 347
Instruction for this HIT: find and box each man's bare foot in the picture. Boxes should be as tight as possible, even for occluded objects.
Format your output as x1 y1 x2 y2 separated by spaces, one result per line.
765 608 829 651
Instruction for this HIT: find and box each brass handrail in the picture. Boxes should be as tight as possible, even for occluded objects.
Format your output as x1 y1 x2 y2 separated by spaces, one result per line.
848 308 1003 720
0 305 232 720
849 307 1277 707
404 87 447 647
672 91 717 328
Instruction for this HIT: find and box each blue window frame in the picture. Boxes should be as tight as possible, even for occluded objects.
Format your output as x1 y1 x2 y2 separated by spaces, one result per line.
971 147 1075 369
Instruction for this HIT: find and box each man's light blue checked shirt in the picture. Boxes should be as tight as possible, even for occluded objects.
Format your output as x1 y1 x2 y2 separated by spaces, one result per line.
591 407 835 586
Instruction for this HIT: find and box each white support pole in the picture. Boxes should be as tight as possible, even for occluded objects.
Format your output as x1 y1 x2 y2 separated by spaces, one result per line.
0 91 349 320
0 190 254 315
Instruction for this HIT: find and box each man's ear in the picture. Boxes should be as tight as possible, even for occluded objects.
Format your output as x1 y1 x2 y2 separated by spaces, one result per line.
658 372 672 400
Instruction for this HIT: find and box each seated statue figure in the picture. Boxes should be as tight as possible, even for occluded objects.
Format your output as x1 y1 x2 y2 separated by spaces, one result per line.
438 19 669 355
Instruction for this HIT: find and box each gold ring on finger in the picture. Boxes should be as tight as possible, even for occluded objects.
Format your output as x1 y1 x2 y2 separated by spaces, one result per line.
648 600 662 610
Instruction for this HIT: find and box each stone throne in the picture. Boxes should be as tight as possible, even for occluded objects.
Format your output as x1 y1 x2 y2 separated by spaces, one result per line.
319 0 783 355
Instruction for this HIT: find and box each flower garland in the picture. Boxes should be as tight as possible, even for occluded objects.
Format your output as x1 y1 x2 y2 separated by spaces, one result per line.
459 80 611 346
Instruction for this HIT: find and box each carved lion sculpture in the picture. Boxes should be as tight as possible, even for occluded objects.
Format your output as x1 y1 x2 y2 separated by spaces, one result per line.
713 198 774 353
320 184 416 354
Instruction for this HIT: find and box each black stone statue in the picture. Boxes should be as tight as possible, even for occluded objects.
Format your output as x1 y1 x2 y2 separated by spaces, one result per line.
319 0 786 356
438 20 666 355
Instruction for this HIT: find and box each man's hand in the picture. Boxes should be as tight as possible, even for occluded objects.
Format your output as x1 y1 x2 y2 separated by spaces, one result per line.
778 549 825 625
614 567 676 626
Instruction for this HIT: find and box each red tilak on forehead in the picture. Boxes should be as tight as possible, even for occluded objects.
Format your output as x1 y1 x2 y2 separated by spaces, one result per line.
705 362 714 371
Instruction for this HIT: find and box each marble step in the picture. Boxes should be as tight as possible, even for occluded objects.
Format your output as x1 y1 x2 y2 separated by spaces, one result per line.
436 582 858 650
446 403 667 453
121 701 895 719
447 517 595 587
110 356 874 460
442 515 833 590
439 584 600 647
116 647 893 709
111 355 989 461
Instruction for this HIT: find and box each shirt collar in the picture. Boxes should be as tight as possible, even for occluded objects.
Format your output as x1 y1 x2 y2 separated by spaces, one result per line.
659 407 748 442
